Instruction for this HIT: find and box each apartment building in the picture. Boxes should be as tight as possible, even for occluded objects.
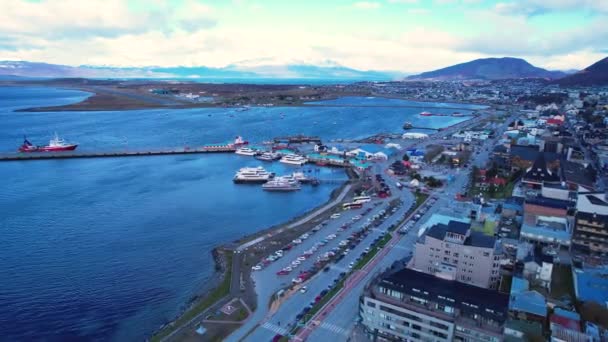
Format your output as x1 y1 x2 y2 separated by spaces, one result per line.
411 220 503 289
360 268 509 342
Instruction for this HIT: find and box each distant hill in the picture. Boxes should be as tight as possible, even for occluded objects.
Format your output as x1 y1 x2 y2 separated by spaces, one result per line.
555 57 608 86
406 57 566 81
0 61 399 81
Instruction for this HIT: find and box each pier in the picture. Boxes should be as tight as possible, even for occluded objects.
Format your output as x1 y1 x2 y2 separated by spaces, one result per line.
273 135 322 144
0 146 236 162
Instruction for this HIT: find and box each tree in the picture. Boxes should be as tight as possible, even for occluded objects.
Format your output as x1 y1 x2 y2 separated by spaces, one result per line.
402 154 410 162
579 301 608 328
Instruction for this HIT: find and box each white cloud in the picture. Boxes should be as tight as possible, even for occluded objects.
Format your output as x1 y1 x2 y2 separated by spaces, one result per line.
387 0 419 3
0 0 604 73
353 1 381 9
494 0 608 15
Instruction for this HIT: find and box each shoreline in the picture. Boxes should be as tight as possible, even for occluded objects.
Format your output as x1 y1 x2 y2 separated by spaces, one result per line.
5 84 489 113
150 168 357 341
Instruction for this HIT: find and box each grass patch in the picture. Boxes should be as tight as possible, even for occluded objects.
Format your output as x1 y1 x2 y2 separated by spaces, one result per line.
151 252 233 342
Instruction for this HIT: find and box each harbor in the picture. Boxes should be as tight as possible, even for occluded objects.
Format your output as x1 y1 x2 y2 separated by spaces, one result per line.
0 88 479 342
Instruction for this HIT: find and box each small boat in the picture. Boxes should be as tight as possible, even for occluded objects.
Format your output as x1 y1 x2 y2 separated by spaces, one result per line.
403 122 413 129
262 177 301 191
279 154 308 166
255 151 280 161
420 111 433 116
235 147 257 156
18 134 78 152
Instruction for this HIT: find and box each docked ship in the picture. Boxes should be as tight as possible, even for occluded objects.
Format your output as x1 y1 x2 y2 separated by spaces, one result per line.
18 134 78 152
279 154 308 166
235 147 257 156
262 177 301 191
420 111 433 116
255 151 280 161
233 136 249 146
403 122 413 129
233 166 274 183
284 171 319 185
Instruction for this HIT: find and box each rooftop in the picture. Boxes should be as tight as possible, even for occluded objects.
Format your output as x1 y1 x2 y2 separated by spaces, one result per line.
509 290 548 317
576 192 608 215
574 266 608 305
379 268 509 324
426 221 496 248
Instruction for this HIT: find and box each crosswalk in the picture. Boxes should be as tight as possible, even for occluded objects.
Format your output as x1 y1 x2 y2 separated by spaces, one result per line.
261 321 288 335
319 322 349 337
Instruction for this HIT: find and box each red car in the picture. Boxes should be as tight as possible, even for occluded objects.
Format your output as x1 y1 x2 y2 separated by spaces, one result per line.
276 270 289 276
272 334 283 342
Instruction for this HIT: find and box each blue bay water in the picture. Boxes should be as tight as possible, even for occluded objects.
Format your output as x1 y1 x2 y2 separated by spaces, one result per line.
0 87 481 341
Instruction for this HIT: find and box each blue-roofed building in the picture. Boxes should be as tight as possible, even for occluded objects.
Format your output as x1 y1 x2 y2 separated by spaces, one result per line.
509 290 548 323
510 276 530 296
573 266 608 306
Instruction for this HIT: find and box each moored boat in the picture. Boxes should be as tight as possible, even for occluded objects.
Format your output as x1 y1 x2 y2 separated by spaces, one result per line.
262 176 301 191
233 166 274 183
279 154 308 166
18 134 78 152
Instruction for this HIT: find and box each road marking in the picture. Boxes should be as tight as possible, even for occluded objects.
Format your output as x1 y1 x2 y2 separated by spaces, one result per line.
320 322 349 336
261 322 288 335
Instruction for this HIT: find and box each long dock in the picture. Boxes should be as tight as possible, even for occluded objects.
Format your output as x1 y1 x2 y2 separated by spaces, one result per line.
0 146 236 162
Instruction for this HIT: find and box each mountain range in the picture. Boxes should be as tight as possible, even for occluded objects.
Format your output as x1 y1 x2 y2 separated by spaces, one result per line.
555 57 608 86
0 61 399 81
406 57 566 81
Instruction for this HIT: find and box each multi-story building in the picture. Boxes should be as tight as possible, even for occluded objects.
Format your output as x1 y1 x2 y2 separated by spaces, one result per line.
572 192 608 256
360 268 509 342
411 220 503 289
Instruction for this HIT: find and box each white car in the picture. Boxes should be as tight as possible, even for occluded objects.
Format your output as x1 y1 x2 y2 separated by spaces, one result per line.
252 265 262 271
297 256 306 262
292 239 302 244
330 213 341 219
348 262 355 269
300 286 308 293
292 278 303 284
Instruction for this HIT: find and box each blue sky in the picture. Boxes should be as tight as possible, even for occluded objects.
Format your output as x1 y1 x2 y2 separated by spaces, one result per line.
1 0 606 72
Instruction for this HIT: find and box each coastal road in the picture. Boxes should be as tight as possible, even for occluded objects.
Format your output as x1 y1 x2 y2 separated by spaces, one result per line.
226 188 414 342
299 111 518 341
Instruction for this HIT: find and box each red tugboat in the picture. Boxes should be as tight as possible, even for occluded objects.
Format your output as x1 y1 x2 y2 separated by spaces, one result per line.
19 134 78 152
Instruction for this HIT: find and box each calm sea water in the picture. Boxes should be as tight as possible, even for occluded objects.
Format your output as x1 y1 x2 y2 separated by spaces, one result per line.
0 87 482 341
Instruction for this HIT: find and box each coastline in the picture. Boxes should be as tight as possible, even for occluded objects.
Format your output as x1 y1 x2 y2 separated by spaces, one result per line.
150 168 357 341
5 83 488 113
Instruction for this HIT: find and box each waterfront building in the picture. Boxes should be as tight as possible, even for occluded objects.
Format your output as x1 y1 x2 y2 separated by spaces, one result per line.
572 192 608 257
411 220 503 289
360 268 509 342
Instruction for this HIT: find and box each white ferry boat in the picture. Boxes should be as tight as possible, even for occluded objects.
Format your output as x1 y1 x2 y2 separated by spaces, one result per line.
262 177 301 191
279 154 308 166
235 147 257 156
233 166 274 183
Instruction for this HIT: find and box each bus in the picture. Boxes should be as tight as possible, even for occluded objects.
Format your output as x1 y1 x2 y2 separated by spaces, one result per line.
342 202 363 210
352 196 372 204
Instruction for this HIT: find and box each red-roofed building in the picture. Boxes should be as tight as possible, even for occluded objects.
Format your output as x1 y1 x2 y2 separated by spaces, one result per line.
550 308 581 332
547 118 564 126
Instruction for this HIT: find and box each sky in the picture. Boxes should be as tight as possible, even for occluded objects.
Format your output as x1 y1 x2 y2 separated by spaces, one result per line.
0 0 606 73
